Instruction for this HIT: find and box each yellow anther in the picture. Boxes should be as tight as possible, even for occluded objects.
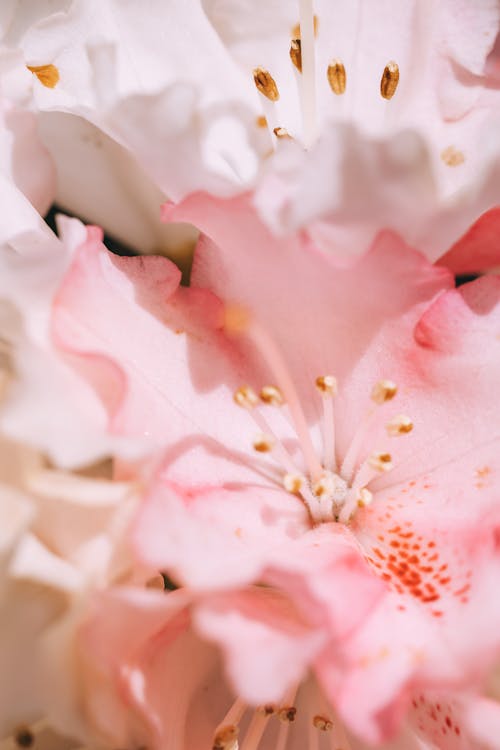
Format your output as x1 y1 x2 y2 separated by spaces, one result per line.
253 434 275 453
368 452 393 472
234 386 259 409
380 61 399 100
27 63 59 88
253 68 280 101
212 725 239 750
283 473 304 494
441 146 465 167
278 706 297 723
356 487 373 508
260 385 284 406
327 59 346 95
256 115 268 128
386 415 413 436
224 304 250 335
315 374 337 395
371 379 397 405
273 126 292 139
290 38 302 73
313 715 333 731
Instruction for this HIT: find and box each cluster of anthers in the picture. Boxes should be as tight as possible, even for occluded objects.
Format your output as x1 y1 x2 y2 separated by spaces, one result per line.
226 306 413 525
251 2 399 148
212 690 351 750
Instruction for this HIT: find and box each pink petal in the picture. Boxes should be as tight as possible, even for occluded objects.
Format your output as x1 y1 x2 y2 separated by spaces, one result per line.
437 207 500 273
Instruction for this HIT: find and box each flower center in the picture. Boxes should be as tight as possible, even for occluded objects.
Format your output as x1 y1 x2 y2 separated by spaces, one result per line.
226 306 413 525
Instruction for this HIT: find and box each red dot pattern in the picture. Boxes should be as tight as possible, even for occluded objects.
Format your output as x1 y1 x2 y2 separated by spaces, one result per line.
356 479 473 617
410 694 465 748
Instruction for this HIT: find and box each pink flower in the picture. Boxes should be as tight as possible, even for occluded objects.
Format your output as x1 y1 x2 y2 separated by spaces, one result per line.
52 192 500 746
6 0 500 262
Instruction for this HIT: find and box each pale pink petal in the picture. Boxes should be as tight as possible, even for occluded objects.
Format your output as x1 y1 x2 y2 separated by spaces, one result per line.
194 587 325 705
132 467 309 590
463 696 500 750
78 588 221 750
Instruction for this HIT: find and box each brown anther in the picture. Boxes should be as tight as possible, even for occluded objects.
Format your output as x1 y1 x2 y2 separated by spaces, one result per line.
260 385 284 406
292 15 319 38
256 115 268 128
257 704 277 716
253 68 280 101
27 63 60 88
234 385 259 409
283 473 304 494
369 452 393 472
380 61 399 100
253 434 275 453
212 724 239 750
356 487 373 508
14 728 34 748
386 415 413 436
290 39 302 73
145 574 165 590
315 374 337 395
273 126 292 139
371 379 397 405
278 706 297 723
327 59 346 95
441 146 465 167
313 715 333 731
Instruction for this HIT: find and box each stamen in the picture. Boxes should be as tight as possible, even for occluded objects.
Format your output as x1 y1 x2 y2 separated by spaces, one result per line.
356 487 373 508
213 699 246 750
240 710 272 750
371 379 397 404
386 414 413 436
441 146 465 167
290 39 302 73
253 68 280 101
368 452 393 472
246 320 323 481
273 127 293 139
283 473 304 494
315 375 337 395
256 115 268 128
380 61 399 100
253 434 275 452
316 375 337 470
234 387 301 473
313 715 333 731
27 63 59 88
234 385 259 409
260 385 284 406
257 704 277 716
292 15 319 38
327 60 346 95
275 722 290 750
298 0 318 147
278 706 297 723
212 725 239 750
